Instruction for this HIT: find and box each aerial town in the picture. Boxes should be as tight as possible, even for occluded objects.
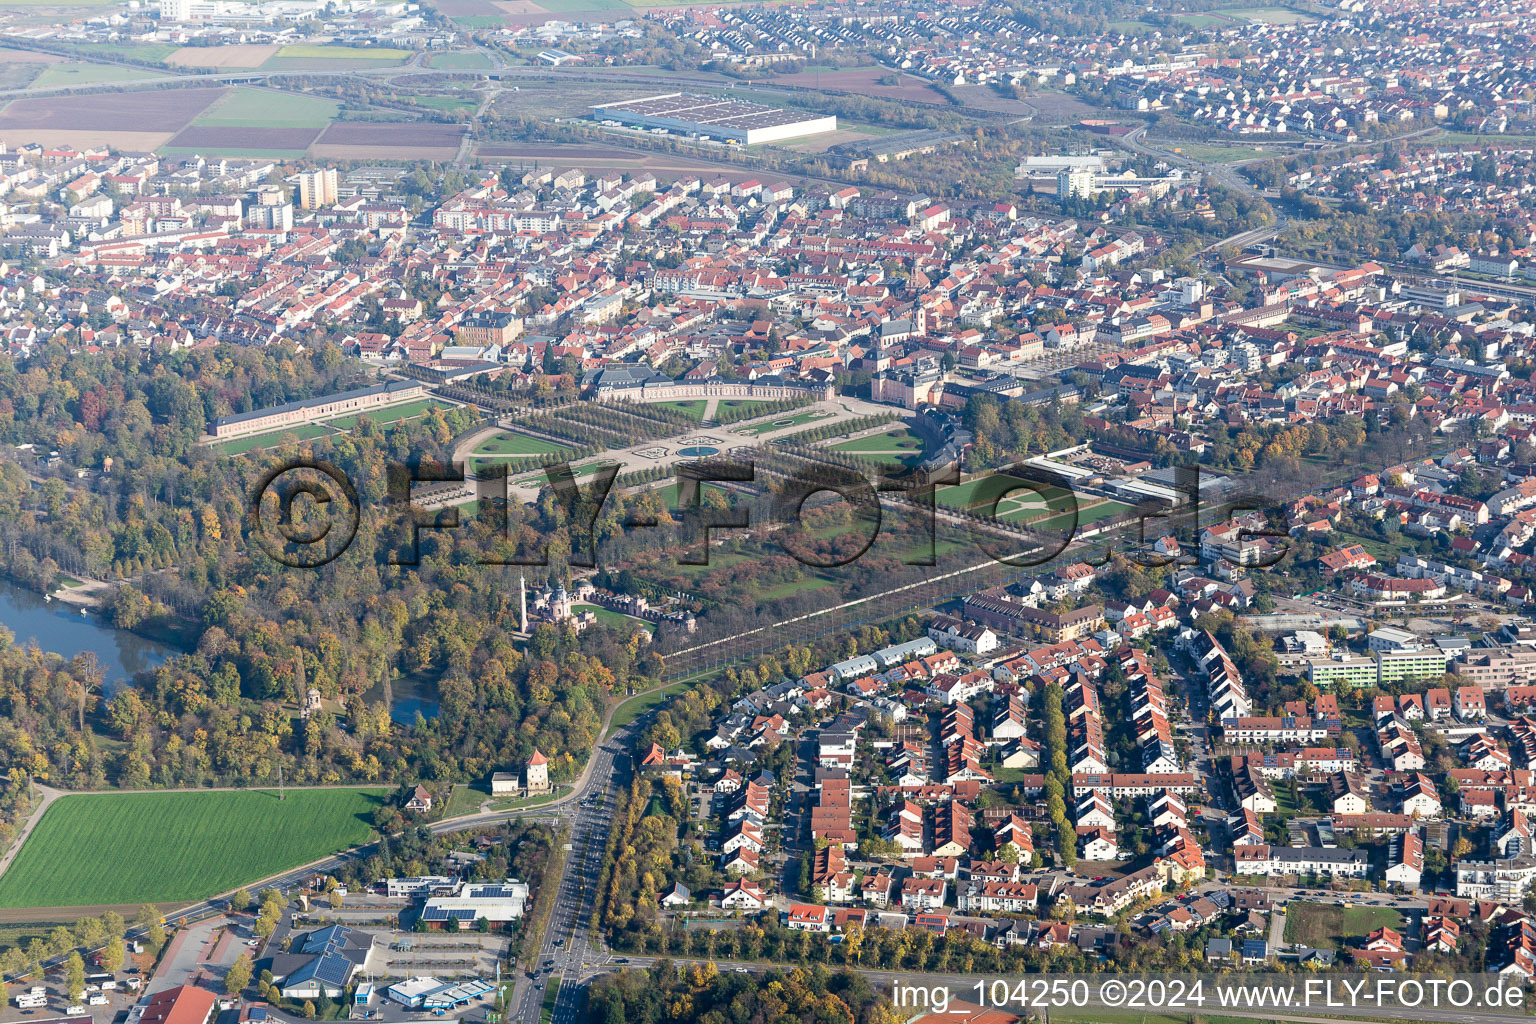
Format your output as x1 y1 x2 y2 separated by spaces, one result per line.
6 0 1536 1021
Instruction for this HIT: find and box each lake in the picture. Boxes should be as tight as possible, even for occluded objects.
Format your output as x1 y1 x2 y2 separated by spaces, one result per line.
0 577 175 691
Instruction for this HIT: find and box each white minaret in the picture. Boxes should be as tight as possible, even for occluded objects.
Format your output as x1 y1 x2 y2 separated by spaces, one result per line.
519 573 528 633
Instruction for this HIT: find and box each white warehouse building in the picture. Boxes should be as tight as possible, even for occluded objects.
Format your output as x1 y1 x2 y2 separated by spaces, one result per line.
591 93 836 145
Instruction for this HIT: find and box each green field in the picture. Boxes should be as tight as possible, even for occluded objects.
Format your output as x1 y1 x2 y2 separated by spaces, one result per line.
827 427 925 466
33 62 164 87
162 146 310 159
416 95 477 113
735 409 831 436
64 42 180 61
936 473 1078 513
1163 142 1272 163
473 432 574 458
1283 902 1403 950
1014 498 1135 530
573 603 655 633
328 398 448 431
540 979 561 1024
1216 5 1313 21
193 87 338 128
607 682 691 732
760 576 834 599
1175 12 1236 26
430 52 494 68
213 422 334 455
450 14 504 26
0 788 385 908
657 400 707 421
528 0 628 9
274 44 412 60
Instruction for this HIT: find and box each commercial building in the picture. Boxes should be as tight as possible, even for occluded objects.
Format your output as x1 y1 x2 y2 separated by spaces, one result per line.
419 880 529 930
271 926 378 999
591 93 836 146
138 987 217 1024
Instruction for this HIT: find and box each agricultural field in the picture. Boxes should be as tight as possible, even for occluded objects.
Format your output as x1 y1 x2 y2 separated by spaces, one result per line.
166 44 281 68
312 121 465 160
768 65 944 104
192 87 338 128
429 52 494 68
529 0 629 10
259 45 411 72
31 62 164 87
273 44 412 60
0 86 225 152
0 788 385 908
166 86 341 158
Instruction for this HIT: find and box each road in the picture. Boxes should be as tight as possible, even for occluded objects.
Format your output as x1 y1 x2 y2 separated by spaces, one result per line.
510 741 625 1024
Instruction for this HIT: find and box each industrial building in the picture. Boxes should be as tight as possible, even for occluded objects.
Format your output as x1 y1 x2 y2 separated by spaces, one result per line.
591 93 836 145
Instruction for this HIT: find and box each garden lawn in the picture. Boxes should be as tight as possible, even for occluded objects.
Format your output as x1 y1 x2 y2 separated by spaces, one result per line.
657 400 706 421
213 422 334 455
607 682 690 732
1283 902 1404 950
734 409 830 436
327 398 447 430
0 788 385 908
473 432 574 458
828 427 924 453
573 603 655 633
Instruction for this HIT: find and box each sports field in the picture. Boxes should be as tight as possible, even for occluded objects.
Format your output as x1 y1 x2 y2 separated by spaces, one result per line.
0 788 385 908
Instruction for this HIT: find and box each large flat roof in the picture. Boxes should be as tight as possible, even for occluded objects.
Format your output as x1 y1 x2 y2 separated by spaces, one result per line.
594 93 827 131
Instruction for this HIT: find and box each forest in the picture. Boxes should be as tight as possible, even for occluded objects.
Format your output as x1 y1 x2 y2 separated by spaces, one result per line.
0 339 671 805
584 962 904 1024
